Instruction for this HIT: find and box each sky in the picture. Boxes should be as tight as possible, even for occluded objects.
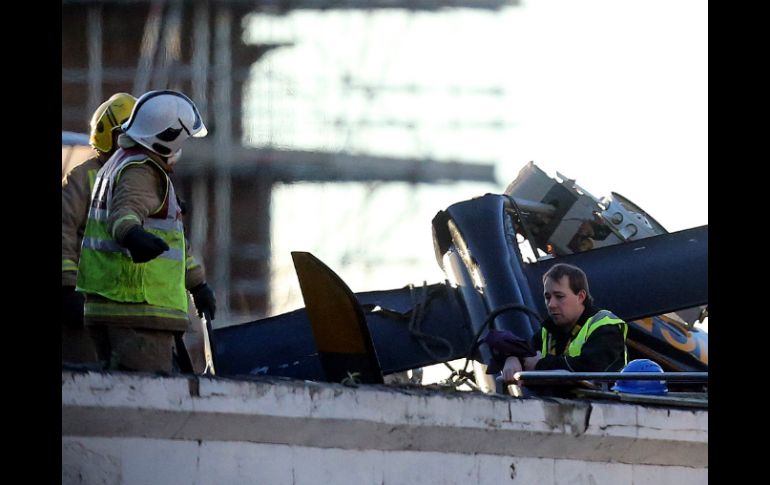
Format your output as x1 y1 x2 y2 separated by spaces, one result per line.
241 0 707 332
493 0 707 233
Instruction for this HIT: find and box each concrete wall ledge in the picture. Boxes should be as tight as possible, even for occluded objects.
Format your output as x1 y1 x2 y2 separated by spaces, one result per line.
62 369 706 470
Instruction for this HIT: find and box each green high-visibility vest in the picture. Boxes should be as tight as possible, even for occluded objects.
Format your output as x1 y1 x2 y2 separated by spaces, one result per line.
76 148 188 314
541 309 628 364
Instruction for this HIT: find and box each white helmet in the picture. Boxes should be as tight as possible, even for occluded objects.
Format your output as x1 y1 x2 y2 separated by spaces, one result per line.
121 90 207 157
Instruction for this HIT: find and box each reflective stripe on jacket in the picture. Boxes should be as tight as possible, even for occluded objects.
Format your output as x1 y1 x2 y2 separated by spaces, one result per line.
62 157 103 286
541 309 628 364
76 148 188 316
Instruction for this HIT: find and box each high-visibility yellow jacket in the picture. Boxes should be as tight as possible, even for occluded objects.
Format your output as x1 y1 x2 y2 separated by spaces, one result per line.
77 147 189 331
535 307 628 372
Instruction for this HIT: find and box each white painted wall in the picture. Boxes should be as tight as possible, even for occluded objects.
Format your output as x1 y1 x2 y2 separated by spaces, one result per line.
62 370 707 484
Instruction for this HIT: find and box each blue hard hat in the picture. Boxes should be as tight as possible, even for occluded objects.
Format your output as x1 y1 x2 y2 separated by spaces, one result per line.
611 359 668 395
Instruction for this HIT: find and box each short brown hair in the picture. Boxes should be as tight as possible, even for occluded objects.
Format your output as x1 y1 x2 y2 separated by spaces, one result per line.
543 263 593 307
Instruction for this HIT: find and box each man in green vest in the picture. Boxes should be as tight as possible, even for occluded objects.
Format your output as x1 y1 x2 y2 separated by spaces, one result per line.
502 263 627 383
76 90 215 373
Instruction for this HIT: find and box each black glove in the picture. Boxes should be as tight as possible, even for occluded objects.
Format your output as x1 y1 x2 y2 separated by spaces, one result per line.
62 286 85 327
121 225 169 263
190 282 216 320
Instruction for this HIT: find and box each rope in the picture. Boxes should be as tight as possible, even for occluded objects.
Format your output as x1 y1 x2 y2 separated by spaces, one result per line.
461 303 542 375
407 282 455 363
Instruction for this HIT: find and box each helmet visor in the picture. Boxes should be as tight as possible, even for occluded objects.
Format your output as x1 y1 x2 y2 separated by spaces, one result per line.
189 105 207 138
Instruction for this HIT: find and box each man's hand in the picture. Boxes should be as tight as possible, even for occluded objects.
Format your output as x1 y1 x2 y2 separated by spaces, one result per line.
190 282 216 320
121 226 169 263
523 351 542 371
502 356 523 384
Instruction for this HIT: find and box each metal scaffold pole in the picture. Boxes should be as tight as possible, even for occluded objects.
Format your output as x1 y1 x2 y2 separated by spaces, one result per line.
213 4 233 324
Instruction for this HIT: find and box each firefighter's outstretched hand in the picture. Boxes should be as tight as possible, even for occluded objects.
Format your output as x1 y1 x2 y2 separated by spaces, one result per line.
122 226 169 263
502 355 523 384
191 282 217 320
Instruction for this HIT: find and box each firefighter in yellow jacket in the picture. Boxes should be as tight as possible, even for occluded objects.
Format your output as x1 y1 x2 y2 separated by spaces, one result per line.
62 93 137 362
76 90 215 373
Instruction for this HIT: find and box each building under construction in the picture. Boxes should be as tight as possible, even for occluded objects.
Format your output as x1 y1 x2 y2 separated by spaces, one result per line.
62 0 514 323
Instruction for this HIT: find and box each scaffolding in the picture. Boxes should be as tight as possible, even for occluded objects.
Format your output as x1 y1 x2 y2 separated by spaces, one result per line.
62 0 516 323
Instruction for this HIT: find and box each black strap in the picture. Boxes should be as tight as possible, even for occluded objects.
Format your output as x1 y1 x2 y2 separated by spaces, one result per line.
174 333 195 374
